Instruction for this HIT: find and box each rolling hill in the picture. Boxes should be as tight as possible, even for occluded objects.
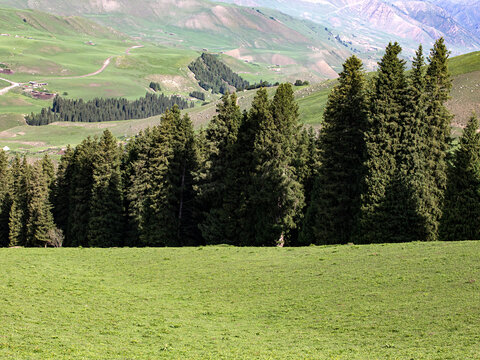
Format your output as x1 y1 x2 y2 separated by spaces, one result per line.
0 0 352 79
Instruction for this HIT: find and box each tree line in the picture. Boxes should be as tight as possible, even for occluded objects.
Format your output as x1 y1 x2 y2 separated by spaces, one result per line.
26 93 193 126
1 38 477 247
189 53 250 94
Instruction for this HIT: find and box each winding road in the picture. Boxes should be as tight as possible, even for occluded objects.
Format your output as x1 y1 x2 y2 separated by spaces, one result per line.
0 44 144 95
0 77 20 95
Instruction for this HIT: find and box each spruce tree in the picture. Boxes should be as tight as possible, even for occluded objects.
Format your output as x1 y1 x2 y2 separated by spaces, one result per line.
290 126 319 246
0 150 11 247
26 163 56 247
67 137 98 247
87 130 124 247
440 115 480 240
357 43 409 243
246 85 304 246
52 145 74 236
128 106 199 246
300 56 368 245
424 37 453 241
9 157 31 247
197 93 242 244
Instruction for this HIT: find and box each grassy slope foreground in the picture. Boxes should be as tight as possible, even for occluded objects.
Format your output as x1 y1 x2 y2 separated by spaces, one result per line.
0 242 479 359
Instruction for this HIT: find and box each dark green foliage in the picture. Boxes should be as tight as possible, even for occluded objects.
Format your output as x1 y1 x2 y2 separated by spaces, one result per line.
9 157 30 247
290 126 319 246
423 37 453 241
246 85 304 246
87 130 124 247
301 56 368 245
26 163 55 247
188 53 250 94
358 43 410 243
440 115 480 240
26 93 193 126
294 80 309 86
0 150 11 247
197 93 243 244
66 137 98 247
189 91 206 101
52 146 74 236
126 106 199 246
149 81 161 92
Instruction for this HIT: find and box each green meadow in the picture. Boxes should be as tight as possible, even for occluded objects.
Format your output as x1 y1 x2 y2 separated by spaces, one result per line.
0 242 479 359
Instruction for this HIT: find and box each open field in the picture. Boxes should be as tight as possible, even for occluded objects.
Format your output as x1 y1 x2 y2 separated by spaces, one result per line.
0 242 479 359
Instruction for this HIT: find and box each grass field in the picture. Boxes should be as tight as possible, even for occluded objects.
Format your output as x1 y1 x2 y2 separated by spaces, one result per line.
0 242 479 359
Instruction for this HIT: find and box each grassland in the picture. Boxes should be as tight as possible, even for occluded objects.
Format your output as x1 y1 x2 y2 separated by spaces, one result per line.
0 242 479 359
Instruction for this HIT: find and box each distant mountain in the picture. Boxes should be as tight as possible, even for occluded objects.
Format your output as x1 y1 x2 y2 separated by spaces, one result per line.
0 0 352 78
218 0 480 56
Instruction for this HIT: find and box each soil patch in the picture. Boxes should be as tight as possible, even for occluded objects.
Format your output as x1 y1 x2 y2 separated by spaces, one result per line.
31 91 56 100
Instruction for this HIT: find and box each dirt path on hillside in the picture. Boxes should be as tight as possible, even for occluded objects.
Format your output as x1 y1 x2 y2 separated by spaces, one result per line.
61 44 143 79
0 44 144 95
0 77 20 95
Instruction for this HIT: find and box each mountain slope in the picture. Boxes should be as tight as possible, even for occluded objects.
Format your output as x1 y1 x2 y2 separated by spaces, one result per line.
218 0 480 57
0 0 351 78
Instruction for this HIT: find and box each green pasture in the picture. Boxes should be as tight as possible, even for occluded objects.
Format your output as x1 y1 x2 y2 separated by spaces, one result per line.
448 51 480 76
0 242 479 359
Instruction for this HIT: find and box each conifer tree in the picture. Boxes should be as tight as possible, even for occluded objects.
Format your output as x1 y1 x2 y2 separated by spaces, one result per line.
67 137 98 247
128 106 198 246
424 37 453 241
197 93 243 244
301 56 368 245
26 163 56 247
0 150 11 247
290 126 319 246
246 85 304 246
9 157 31 247
87 130 124 247
52 145 74 236
358 43 409 243
440 115 480 240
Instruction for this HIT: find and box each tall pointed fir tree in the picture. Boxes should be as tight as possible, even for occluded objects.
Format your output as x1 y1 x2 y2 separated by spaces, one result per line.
424 37 453 241
87 130 124 247
0 150 12 247
26 163 56 247
9 157 31 247
301 56 368 245
378 44 430 243
290 126 320 246
66 137 98 247
127 106 198 246
197 92 243 244
246 85 304 246
52 145 74 237
357 42 409 243
439 114 480 240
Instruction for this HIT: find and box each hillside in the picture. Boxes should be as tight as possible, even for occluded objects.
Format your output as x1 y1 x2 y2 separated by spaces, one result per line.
298 50 480 126
1 242 479 358
0 0 351 79
218 0 480 59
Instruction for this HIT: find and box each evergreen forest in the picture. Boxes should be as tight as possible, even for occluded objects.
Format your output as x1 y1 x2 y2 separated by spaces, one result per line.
1 39 477 248
26 93 193 126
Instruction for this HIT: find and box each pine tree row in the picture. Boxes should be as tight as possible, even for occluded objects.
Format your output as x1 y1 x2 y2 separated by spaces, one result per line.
26 93 193 126
0 39 477 247
302 38 479 244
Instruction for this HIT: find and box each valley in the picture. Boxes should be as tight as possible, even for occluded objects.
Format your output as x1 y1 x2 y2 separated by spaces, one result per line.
0 2 479 157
